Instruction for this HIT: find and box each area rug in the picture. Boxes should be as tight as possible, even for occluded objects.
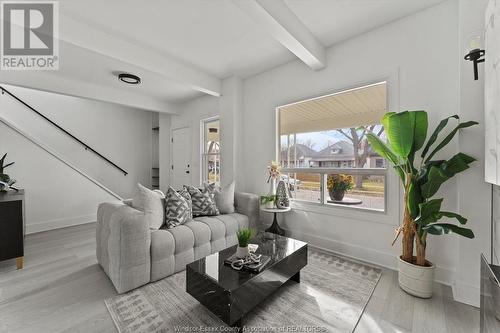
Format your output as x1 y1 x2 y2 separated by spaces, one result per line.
105 249 381 333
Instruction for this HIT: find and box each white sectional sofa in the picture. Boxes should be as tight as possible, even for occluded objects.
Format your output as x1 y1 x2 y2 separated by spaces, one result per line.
96 192 259 293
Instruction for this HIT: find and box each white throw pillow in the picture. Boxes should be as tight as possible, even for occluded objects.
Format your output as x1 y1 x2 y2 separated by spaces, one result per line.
132 183 165 229
215 181 235 214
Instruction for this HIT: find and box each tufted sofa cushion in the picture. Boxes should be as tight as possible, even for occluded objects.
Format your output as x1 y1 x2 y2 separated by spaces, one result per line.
150 213 249 282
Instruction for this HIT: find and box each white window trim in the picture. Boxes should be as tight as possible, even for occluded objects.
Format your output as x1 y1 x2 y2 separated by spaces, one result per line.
275 73 401 226
200 116 220 185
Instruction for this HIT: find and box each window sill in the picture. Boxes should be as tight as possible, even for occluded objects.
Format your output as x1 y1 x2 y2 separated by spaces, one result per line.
289 199 398 226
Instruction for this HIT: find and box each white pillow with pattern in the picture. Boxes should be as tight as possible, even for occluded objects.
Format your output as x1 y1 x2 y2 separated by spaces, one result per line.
164 187 191 229
185 184 219 217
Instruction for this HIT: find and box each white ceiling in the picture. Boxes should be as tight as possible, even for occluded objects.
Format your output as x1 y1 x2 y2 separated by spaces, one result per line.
285 0 445 47
0 0 446 111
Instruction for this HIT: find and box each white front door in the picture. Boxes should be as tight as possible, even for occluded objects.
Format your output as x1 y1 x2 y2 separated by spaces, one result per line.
171 127 191 189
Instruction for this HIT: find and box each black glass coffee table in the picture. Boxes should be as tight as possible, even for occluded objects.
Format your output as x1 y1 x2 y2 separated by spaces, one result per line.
186 232 308 330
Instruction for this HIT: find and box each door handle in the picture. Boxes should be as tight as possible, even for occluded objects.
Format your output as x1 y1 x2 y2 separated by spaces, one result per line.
186 171 190 174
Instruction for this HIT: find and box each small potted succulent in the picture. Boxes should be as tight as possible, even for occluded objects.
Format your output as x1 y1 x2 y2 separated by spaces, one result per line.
0 153 17 193
327 174 353 201
260 194 277 209
236 228 255 258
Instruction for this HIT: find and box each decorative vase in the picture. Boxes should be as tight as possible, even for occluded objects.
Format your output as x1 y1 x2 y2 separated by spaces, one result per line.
397 256 435 298
268 178 277 196
329 189 345 201
276 180 290 208
236 245 250 259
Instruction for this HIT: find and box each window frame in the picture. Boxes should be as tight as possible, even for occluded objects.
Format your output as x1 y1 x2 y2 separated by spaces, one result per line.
200 116 221 185
275 78 400 225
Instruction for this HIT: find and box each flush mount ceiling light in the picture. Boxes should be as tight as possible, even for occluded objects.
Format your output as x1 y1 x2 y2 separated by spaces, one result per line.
118 73 141 85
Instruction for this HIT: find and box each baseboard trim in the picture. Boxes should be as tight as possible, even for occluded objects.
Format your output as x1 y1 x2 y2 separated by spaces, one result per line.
285 228 456 289
452 280 480 308
26 214 96 234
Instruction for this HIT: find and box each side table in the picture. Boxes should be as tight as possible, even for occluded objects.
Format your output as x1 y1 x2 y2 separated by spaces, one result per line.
260 206 291 236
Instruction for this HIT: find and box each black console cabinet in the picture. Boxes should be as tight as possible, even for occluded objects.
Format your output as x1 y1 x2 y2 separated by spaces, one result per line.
0 190 25 269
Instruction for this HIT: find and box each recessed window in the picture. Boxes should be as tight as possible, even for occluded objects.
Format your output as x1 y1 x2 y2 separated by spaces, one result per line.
201 117 220 184
278 82 387 212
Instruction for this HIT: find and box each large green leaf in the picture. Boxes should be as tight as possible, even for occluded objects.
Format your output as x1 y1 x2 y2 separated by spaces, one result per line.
416 199 443 222
420 115 459 159
423 223 474 239
425 121 478 162
385 111 415 158
366 132 399 165
440 153 475 176
411 111 428 152
381 112 396 135
416 160 444 185
439 211 467 225
420 166 450 198
420 153 476 198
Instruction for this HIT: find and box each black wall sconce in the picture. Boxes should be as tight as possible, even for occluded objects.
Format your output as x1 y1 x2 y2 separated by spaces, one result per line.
464 36 485 81
464 48 485 80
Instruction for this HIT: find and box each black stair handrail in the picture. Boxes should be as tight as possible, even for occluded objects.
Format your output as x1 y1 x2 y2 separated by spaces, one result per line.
1 86 128 176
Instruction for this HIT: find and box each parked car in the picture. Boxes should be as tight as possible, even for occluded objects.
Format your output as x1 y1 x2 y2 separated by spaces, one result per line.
280 175 301 190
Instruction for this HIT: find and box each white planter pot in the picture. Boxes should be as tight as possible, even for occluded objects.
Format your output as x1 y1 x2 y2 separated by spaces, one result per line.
397 256 435 298
236 246 249 259
263 201 275 209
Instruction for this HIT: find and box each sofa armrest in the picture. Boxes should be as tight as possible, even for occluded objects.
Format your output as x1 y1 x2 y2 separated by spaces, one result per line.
97 203 151 293
234 192 260 228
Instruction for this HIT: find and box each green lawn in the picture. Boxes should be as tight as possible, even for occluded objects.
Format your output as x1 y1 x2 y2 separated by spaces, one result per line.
297 179 384 196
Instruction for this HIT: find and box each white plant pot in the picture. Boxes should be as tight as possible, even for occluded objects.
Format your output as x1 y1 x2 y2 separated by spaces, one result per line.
236 246 249 259
263 201 275 209
397 256 435 298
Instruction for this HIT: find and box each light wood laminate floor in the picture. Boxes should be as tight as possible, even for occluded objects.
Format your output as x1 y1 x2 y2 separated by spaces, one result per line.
0 223 479 333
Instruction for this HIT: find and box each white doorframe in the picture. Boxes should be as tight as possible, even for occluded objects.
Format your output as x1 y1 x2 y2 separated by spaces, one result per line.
170 126 191 189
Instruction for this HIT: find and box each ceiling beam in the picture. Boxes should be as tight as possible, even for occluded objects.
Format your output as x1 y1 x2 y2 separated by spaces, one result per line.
0 72 180 114
58 15 222 97
234 0 326 70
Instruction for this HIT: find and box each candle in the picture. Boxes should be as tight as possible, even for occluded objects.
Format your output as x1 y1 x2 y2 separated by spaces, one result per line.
469 35 482 50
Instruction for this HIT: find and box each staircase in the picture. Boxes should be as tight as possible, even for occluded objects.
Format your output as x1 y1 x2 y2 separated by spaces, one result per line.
0 84 153 232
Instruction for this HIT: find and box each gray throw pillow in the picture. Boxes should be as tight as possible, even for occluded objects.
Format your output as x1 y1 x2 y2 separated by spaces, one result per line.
132 183 165 230
178 187 193 220
215 181 235 214
186 185 219 217
164 187 191 229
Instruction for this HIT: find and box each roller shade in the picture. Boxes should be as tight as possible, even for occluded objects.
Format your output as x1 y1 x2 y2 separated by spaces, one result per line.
279 81 387 135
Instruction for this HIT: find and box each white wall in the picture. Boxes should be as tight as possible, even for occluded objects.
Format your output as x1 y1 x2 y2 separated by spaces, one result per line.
241 0 461 285
455 0 490 306
0 84 153 197
0 122 119 233
159 113 172 191
1 85 154 231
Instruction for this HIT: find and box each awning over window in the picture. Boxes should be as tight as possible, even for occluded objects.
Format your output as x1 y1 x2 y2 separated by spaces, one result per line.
279 81 387 135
